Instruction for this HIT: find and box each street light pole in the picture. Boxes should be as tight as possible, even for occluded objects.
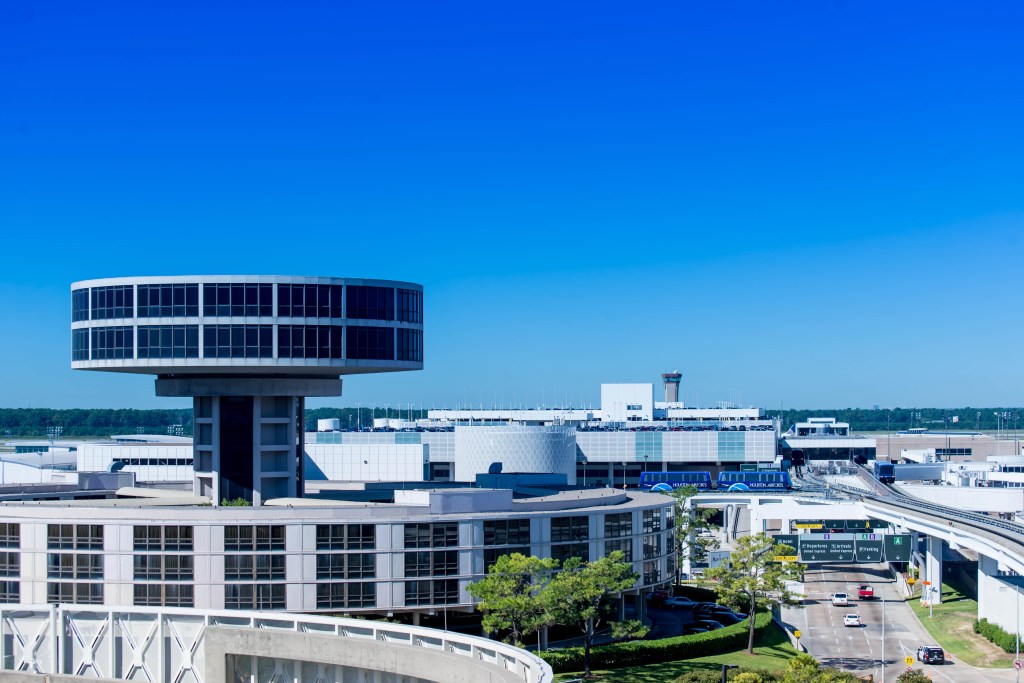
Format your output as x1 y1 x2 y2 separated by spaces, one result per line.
46 425 62 482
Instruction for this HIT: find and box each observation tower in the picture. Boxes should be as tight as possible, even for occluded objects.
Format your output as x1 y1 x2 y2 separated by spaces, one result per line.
71 275 423 505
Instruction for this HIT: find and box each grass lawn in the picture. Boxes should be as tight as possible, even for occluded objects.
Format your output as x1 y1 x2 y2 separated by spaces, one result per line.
552 625 797 682
908 582 1014 669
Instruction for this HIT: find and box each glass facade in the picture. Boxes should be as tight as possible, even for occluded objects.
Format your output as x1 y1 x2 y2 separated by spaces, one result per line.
316 581 375 609
347 326 394 360
90 326 133 360
72 289 90 322
346 286 394 321
278 325 342 359
315 524 375 550
137 283 199 318
404 523 458 549
72 329 89 361
278 284 342 318
397 328 423 362
138 325 199 359
405 579 459 606
204 325 274 359
91 286 134 319
397 288 422 323
203 283 273 317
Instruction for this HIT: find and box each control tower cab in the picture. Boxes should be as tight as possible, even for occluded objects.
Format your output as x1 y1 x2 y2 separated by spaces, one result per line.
71 276 423 505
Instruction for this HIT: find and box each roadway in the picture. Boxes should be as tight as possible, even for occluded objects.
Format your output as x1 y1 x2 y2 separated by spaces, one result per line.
781 562 1017 683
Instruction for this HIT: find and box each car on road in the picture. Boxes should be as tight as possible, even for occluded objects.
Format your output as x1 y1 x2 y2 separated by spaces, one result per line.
664 596 696 608
843 614 861 627
857 585 875 600
831 592 849 606
917 645 945 664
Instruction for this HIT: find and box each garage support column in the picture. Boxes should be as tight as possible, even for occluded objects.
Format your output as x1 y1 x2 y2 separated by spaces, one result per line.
924 535 944 605
977 554 999 622
634 593 645 623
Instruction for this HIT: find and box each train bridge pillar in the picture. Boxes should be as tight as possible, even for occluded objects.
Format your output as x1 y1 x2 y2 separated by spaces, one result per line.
924 535 944 605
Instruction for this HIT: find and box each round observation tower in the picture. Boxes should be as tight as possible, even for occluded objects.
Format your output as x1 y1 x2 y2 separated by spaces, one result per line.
71 275 423 505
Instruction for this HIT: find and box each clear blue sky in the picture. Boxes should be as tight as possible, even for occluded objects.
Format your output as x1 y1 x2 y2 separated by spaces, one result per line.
1 1 1022 411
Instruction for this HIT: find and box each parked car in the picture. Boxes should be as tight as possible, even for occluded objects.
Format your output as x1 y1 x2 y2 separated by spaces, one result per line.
857 585 875 600
843 614 861 627
664 596 696 608
709 612 745 626
691 569 705 579
645 590 670 606
694 619 724 631
831 592 849 606
682 625 709 636
917 645 945 664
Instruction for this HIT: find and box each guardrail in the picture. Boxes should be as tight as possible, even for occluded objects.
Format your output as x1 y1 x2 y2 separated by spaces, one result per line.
0 604 553 683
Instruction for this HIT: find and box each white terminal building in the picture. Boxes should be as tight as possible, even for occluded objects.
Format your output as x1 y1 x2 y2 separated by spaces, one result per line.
0 275 675 621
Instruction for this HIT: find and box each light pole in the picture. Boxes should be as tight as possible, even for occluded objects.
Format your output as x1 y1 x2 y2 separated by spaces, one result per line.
881 579 886 683
46 425 62 481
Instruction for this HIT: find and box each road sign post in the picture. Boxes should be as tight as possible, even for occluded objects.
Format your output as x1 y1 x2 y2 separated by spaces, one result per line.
905 656 914 666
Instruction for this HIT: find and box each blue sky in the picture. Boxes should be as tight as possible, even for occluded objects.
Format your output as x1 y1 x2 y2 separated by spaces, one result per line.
1 1 1022 410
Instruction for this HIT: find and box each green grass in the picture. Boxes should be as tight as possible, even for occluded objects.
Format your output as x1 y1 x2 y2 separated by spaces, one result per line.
552 625 797 682
908 582 1014 669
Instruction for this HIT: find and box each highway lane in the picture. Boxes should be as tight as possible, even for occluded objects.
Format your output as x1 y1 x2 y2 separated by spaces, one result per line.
782 562 1017 683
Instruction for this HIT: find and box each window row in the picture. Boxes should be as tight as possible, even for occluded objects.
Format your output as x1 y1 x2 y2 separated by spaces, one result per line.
0 551 18 577
203 283 274 318
224 525 285 551
48 524 103 550
72 289 90 321
134 554 194 580
72 329 89 361
347 286 394 321
397 328 423 363
551 516 588 543
225 554 285 580
347 325 394 360
405 550 458 577
48 582 103 605
642 534 662 561
404 523 458 549
48 553 103 579
91 286 134 320
551 543 590 564
315 524 375 550
134 583 194 607
604 539 633 562
0 524 18 549
316 553 375 579
138 325 199 359
204 325 273 359
405 579 459 606
604 513 632 539
278 325 342 359
397 288 422 323
134 525 194 550
225 583 286 610
278 284 342 319
483 519 531 547
0 581 18 603
642 509 662 534
315 581 375 609
138 284 199 318
90 327 133 360
116 457 193 467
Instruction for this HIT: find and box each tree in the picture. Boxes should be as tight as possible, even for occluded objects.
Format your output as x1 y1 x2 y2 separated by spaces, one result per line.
779 653 858 683
660 484 720 582
705 533 804 654
541 550 638 679
467 553 558 646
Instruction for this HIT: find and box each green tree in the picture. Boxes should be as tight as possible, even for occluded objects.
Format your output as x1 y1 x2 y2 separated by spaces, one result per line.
466 553 558 646
659 484 719 582
705 533 803 654
540 550 638 679
779 653 858 683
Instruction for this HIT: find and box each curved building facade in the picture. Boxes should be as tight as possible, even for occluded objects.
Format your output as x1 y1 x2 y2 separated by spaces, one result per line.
454 425 577 484
71 276 424 505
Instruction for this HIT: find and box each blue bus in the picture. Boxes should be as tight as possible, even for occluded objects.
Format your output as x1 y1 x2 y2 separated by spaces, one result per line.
716 471 792 491
873 461 895 484
637 471 713 490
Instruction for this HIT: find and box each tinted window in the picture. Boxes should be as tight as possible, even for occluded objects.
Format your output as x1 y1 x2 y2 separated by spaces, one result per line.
347 326 394 360
346 286 394 320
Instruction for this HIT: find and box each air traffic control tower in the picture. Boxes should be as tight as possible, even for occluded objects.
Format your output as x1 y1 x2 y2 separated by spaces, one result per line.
71 276 423 505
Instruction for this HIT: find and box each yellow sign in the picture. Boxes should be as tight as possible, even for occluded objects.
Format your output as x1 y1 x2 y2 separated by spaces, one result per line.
794 522 823 529
905 656 914 666
907 577 916 585
794 630 801 639
774 555 798 562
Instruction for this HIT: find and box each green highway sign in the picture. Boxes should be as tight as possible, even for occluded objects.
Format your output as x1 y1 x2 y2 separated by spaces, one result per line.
856 539 884 562
792 519 889 532
773 534 799 550
800 535 855 562
885 534 912 562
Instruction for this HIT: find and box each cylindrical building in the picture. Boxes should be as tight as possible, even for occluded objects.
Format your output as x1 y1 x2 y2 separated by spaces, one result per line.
71 275 423 505
453 424 577 484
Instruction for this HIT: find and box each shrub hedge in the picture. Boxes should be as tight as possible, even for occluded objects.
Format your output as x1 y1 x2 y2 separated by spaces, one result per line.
974 618 1020 653
674 584 719 602
539 611 773 673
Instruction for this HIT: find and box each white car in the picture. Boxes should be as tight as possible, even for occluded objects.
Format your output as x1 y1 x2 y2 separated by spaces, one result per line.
831 593 849 606
843 614 861 627
664 596 696 608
